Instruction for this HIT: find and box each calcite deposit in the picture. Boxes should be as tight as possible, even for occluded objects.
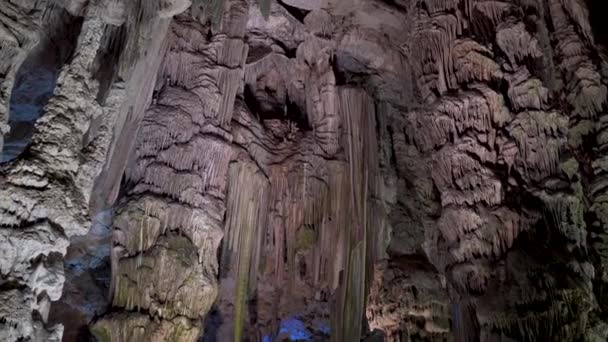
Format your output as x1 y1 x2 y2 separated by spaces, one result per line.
1 0 608 341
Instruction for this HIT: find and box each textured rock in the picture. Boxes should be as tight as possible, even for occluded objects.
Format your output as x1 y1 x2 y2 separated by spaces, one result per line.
91 312 200 342
93 1 250 340
4 0 608 341
367 259 451 341
385 0 606 340
48 210 112 341
0 15 107 341
0 1 190 341
0 0 46 157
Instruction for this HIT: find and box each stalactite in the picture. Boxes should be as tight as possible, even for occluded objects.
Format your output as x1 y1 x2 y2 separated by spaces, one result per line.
422 0 461 15
331 87 381 341
539 191 587 250
496 22 543 67
509 110 568 181
506 69 550 111
412 11 461 98
93 0 174 209
438 208 483 244
220 162 269 341
452 39 502 85
192 0 226 25
5 0 604 340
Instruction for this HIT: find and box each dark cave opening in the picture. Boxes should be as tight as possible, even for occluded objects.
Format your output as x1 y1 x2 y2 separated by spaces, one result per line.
1 10 82 162
276 0 309 23
244 84 311 132
2 52 59 162
586 0 608 50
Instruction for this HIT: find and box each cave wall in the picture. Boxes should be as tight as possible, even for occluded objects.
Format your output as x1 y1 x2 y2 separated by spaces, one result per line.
368 0 608 340
2 0 608 341
0 0 45 157
0 1 188 340
0 12 110 340
1 6 80 162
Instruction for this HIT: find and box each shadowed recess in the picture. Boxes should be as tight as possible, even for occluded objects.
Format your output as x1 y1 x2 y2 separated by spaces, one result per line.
1 10 81 162
47 210 113 342
586 0 608 50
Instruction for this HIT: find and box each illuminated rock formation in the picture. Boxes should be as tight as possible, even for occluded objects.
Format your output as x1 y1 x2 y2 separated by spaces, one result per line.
2 0 608 341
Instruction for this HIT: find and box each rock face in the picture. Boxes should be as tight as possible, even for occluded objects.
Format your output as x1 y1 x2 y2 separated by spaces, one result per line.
3 0 608 341
48 210 112 342
0 9 111 340
366 258 451 341
0 1 188 340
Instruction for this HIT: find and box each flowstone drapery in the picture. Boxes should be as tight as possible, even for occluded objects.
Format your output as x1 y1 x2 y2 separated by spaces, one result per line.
3 0 608 341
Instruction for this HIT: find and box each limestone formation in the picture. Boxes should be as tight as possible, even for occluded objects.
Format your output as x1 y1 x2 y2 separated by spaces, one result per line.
2 0 608 341
0 1 191 340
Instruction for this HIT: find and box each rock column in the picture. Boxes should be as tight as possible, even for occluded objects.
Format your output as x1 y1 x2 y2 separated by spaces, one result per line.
92 1 250 340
